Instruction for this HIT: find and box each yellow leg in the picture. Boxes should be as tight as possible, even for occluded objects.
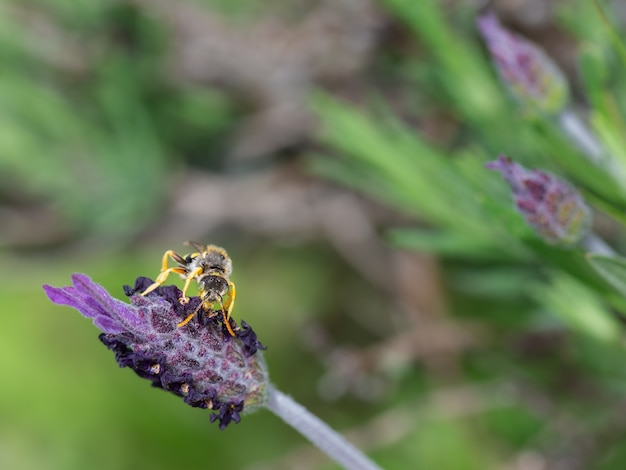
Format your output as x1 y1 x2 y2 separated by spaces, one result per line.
215 281 236 336
175 267 204 327
177 301 203 328
140 250 185 296
178 278 237 336
218 296 236 337
161 250 179 271
179 266 203 304
224 281 237 322
141 267 186 296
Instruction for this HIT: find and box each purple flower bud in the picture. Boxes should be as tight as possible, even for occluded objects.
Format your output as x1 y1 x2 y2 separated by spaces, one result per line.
43 274 269 430
477 12 568 114
486 155 591 245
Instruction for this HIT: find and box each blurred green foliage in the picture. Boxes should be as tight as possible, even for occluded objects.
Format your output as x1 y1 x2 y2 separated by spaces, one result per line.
0 0 240 244
4 0 626 469
312 0 626 468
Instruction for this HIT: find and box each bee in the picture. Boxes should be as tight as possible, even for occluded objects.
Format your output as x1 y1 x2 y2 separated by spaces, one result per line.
140 241 237 336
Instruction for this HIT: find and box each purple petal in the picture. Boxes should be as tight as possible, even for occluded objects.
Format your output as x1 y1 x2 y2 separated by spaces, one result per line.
72 274 118 309
43 284 106 320
43 284 83 311
485 154 510 172
476 11 499 40
485 154 523 191
43 274 143 334
93 316 126 334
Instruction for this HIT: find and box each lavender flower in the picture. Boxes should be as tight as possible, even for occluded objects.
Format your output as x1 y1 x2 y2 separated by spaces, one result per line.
44 273 382 469
43 274 268 429
486 155 592 245
477 11 568 114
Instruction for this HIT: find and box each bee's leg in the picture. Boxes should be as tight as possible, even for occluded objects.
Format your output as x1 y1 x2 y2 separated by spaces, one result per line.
140 250 186 296
179 266 203 304
217 281 236 336
141 267 187 296
224 281 237 322
177 301 203 328
217 297 236 336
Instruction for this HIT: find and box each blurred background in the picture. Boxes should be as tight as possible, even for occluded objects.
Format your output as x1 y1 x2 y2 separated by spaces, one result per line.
3 0 626 469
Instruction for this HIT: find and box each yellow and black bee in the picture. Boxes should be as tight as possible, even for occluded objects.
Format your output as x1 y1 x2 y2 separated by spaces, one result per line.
141 242 237 336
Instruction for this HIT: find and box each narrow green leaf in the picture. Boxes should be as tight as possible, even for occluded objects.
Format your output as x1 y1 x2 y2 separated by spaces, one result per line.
587 253 626 299
530 273 622 343
389 228 514 260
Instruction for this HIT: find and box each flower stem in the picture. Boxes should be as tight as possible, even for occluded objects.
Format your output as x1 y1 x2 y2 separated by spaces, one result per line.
265 385 383 470
583 233 616 256
557 109 604 164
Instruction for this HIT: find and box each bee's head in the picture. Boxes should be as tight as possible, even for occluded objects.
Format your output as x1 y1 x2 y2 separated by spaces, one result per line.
199 275 230 303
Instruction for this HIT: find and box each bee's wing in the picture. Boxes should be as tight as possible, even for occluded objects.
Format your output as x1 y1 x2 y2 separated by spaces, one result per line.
184 241 207 253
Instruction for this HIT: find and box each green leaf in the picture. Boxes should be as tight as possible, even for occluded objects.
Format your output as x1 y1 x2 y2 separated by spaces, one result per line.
587 253 626 298
312 94 509 243
579 45 610 113
389 228 517 260
530 272 622 343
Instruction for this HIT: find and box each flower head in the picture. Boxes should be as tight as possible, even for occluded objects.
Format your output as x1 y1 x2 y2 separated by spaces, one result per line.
477 12 568 114
486 155 592 245
43 274 269 430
